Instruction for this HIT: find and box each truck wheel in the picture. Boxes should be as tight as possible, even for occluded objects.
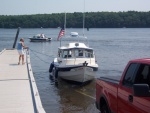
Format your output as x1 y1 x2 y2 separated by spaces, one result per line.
101 104 109 113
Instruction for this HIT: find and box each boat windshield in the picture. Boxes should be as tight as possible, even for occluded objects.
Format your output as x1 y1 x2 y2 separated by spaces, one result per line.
74 49 93 58
58 49 94 58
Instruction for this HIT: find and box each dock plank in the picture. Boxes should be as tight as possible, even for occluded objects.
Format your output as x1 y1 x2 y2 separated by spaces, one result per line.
0 49 45 113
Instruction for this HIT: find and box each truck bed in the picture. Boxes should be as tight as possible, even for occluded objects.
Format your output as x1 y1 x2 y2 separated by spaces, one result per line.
97 75 121 84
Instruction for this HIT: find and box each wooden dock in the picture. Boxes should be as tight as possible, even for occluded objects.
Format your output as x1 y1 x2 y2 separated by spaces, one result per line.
0 49 45 113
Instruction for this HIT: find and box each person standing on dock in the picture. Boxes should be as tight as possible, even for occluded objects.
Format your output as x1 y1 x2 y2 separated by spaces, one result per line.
17 38 28 65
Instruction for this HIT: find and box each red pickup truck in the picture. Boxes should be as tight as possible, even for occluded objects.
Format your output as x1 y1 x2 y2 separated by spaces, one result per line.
96 58 150 113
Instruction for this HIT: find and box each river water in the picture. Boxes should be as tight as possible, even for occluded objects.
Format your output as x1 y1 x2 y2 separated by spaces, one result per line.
0 28 150 113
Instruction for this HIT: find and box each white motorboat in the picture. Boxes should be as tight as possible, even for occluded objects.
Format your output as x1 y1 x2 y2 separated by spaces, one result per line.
49 37 98 83
29 34 52 42
70 32 79 37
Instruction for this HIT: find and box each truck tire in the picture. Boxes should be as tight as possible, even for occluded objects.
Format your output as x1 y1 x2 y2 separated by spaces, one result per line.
101 104 109 113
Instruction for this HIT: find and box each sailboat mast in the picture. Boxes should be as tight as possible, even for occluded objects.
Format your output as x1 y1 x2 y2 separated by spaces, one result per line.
83 0 85 37
60 12 66 47
83 0 89 46
64 12 66 37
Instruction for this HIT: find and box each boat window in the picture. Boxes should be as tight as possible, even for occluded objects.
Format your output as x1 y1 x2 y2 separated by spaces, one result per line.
75 49 84 58
85 50 94 58
68 50 72 58
62 49 72 58
79 50 83 57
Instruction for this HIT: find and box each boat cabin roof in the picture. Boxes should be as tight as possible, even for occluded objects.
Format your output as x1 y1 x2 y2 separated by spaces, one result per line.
58 42 93 50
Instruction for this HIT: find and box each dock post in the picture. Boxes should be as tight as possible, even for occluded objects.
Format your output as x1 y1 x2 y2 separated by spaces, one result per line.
12 27 20 48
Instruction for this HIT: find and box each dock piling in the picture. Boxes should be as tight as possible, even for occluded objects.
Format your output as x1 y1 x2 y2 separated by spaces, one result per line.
12 27 20 48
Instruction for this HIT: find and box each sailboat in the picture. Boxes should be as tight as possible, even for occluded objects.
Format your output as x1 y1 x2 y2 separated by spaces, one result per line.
49 2 98 83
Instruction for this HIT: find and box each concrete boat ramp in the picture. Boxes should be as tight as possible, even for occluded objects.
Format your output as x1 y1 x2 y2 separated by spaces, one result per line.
0 49 45 113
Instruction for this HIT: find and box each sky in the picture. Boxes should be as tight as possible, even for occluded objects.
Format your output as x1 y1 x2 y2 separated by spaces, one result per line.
0 0 150 15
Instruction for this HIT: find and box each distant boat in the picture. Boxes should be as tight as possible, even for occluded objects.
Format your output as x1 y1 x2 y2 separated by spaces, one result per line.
28 34 52 42
70 32 79 37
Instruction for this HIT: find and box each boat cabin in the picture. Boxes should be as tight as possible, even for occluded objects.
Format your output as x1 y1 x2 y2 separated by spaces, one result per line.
57 42 94 59
33 34 46 38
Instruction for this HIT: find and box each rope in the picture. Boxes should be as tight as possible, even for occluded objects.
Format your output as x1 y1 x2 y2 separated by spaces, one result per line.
31 51 50 64
29 48 55 64
29 48 54 57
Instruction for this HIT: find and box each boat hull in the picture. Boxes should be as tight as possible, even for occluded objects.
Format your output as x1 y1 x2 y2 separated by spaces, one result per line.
57 66 97 83
29 38 52 42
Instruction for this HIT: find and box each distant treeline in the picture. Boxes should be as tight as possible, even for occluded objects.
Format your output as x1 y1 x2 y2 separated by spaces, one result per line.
0 11 150 28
